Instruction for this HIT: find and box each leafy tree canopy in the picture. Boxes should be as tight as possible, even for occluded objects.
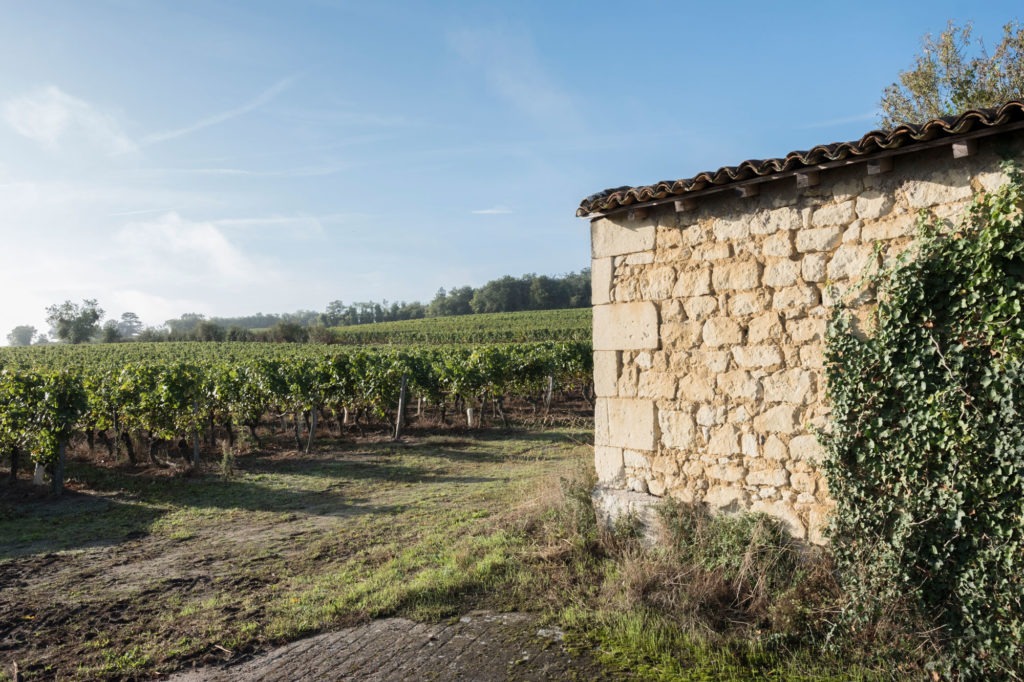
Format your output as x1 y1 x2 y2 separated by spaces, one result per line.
6 325 36 347
880 20 1024 128
45 299 103 344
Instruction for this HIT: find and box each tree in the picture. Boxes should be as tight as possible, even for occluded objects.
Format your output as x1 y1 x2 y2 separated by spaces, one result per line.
7 325 36 347
101 320 122 343
45 299 103 344
880 21 1024 128
116 312 143 339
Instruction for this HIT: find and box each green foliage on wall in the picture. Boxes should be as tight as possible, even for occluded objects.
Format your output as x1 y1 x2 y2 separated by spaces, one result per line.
823 163 1024 678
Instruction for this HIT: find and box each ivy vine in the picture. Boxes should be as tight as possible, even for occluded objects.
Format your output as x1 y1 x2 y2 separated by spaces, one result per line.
823 162 1024 678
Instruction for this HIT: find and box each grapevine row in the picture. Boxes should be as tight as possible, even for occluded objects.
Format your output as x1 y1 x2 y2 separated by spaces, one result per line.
0 342 592 491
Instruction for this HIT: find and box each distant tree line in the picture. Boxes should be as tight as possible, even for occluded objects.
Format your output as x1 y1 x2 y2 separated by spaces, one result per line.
8 270 591 345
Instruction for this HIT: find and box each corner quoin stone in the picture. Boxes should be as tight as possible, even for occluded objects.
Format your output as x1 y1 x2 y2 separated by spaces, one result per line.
600 398 657 451
593 302 660 351
591 217 657 258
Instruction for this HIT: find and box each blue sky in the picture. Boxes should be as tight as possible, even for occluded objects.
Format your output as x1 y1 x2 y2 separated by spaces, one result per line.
1 0 1020 337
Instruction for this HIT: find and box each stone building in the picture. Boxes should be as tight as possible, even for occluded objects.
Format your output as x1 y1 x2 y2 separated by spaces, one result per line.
577 101 1024 543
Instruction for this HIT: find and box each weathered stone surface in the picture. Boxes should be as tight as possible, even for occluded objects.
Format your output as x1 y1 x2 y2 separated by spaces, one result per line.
659 410 696 449
810 200 855 228
717 370 760 401
746 468 789 487
592 485 663 541
763 259 800 288
762 369 815 404
827 244 876 281
678 373 715 401
592 257 614 306
762 231 794 257
787 317 825 343
593 302 660 351
623 449 650 469
728 292 770 316
694 242 732 261
661 321 703 349
801 253 828 282
753 405 800 434
790 472 817 494
789 434 825 463
763 435 788 460
638 370 677 399
856 189 894 219
703 486 747 511
696 404 727 427
732 345 783 369
592 218 656 258
903 169 973 209
642 266 676 300
702 317 743 347
683 296 718 320
795 226 843 253
751 500 807 539
593 351 619 397
673 267 712 297
713 216 749 241
712 261 762 291
707 424 740 456
595 445 625 483
772 285 819 310
748 312 783 344
750 207 800 235
601 398 658 450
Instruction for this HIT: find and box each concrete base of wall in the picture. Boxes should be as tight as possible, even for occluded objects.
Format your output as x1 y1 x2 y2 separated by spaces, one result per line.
591 485 663 545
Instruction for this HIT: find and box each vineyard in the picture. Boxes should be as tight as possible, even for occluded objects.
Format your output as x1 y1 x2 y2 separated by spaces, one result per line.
0 340 593 492
326 308 591 345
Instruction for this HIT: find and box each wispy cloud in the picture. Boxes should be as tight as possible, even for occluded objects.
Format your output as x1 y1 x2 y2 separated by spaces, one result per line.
3 86 136 155
799 110 880 130
139 75 297 147
471 205 513 215
447 27 582 131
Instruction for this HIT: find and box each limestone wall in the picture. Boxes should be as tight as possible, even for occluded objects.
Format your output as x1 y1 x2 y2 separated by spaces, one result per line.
590 135 1023 543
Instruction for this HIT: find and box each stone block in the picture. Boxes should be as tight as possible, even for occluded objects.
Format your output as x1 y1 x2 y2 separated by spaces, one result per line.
801 253 828 282
619 251 655 266
762 368 815 404
638 370 677 399
789 434 825 463
707 424 740 455
696 404 727 426
763 435 788 460
623 449 649 469
748 312 783 343
731 345 783 369
703 486 747 512
753 405 800 434
595 445 625 483
678 373 715 401
592 257 613 306
694 242 732 261
855 189 894 220
661 321 703 349
790 472 817 494
592 485 664 543
603 398 658 451
811 200 856 228
772 285 820 310
683 296 718 320
787 317 825 343
741 433 760 457
591 217 656 258
751 206 800 235
702 317 743 347
762 258 800 288
713 216 750 241
659 409 697 449
642 266 676 300
796 226 843 253
746 468 789 487
593 302 660 351
728 292 770 316
903 169 973 209
593 351 619 397
673 267 712 297
827 244 876 281
762 231 794 257
717 370 761 401
751 500 807 539
693 350 730 373
712 261 762 291
861 220 915 241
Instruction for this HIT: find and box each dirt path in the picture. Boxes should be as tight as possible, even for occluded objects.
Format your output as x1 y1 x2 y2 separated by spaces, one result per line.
166 611 616 681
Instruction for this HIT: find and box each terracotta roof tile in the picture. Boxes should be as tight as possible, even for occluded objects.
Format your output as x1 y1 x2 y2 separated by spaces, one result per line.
577 101 1024 217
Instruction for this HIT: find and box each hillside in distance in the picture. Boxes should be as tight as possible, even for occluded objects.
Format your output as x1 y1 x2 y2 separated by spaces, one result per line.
327 308 591 345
